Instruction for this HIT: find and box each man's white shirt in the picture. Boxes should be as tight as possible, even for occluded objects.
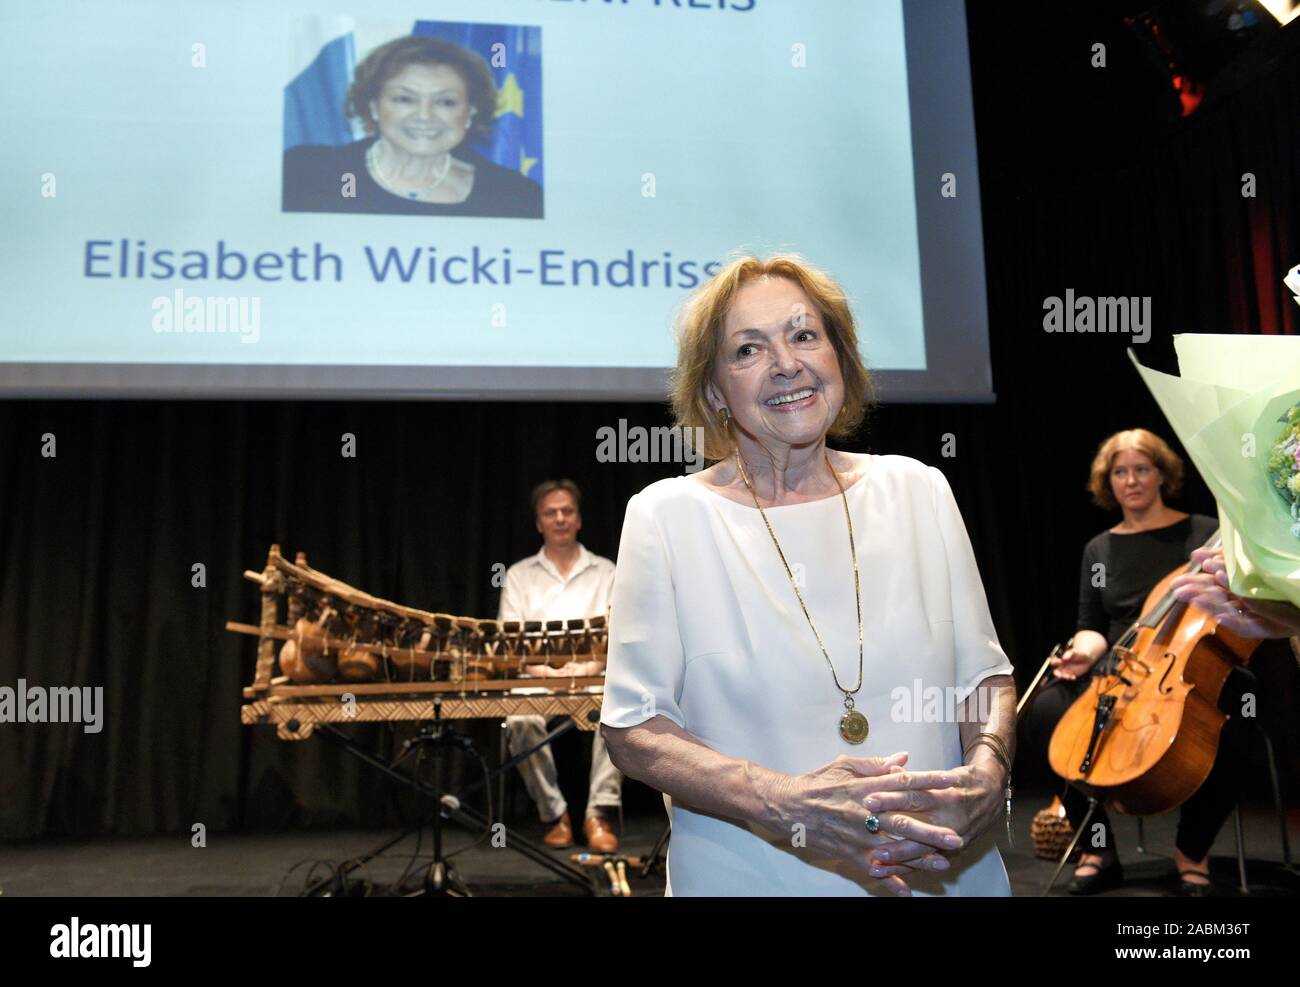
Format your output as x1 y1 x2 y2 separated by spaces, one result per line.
497 543 615 624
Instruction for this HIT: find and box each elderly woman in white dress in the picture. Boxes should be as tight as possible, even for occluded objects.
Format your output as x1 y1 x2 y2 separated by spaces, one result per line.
599 255 1017 896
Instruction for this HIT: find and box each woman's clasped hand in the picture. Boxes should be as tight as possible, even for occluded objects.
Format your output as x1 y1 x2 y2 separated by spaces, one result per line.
771 751 1008 895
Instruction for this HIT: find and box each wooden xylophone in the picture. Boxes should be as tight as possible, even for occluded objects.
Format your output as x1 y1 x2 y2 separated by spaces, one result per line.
233 545 608 740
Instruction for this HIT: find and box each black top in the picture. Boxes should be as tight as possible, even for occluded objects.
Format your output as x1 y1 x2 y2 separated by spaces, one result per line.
1076 514 1219 646
282 138 544 218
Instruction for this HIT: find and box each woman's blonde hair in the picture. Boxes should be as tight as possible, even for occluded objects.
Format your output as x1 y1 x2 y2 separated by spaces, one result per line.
1087 428 1185 510
669 254 875 461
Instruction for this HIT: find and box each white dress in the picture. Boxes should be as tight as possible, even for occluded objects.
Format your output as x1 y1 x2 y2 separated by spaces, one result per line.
600 454 1014 896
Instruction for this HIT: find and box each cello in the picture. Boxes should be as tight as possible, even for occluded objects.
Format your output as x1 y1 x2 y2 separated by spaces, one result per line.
1046 533 1260 816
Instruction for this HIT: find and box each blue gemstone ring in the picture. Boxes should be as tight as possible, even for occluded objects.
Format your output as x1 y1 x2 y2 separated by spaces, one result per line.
865 813 881 833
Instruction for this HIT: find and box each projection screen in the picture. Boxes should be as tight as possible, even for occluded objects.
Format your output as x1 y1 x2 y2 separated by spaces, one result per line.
0 0 992 402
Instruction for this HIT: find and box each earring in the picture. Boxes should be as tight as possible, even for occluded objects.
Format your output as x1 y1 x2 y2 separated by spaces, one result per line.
717 407 731 429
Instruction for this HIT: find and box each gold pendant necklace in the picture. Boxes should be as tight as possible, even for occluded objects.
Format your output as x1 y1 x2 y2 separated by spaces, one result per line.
734 450 867 744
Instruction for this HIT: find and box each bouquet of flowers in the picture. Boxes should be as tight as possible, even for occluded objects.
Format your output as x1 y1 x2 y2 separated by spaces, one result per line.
1265 402 1300 539
1130 332 1300 608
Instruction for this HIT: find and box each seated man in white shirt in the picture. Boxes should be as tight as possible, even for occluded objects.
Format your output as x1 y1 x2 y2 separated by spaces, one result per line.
500 479 622 851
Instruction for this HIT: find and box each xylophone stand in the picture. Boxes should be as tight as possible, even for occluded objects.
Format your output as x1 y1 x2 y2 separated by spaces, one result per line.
393 708 472 897
309 712 596 896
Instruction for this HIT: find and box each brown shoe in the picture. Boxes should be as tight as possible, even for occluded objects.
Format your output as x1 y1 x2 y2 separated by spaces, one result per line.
542 811 573 849
584 813 619 853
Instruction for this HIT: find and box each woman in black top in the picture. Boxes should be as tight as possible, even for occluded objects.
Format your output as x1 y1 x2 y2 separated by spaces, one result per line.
283 138 543 218
1025 428 1248 896
282 35 543 219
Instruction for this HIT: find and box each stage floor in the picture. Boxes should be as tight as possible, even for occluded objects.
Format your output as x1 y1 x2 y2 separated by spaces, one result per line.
3 793 1297 897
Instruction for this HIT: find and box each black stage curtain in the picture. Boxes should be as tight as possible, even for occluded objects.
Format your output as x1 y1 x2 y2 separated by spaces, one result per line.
1 6 1297 838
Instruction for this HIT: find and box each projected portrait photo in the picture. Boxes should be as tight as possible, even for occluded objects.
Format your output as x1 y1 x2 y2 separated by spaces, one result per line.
282 19 543 218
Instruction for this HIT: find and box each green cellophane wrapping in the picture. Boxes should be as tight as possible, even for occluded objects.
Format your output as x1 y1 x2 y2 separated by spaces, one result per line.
1130 334 1300 607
